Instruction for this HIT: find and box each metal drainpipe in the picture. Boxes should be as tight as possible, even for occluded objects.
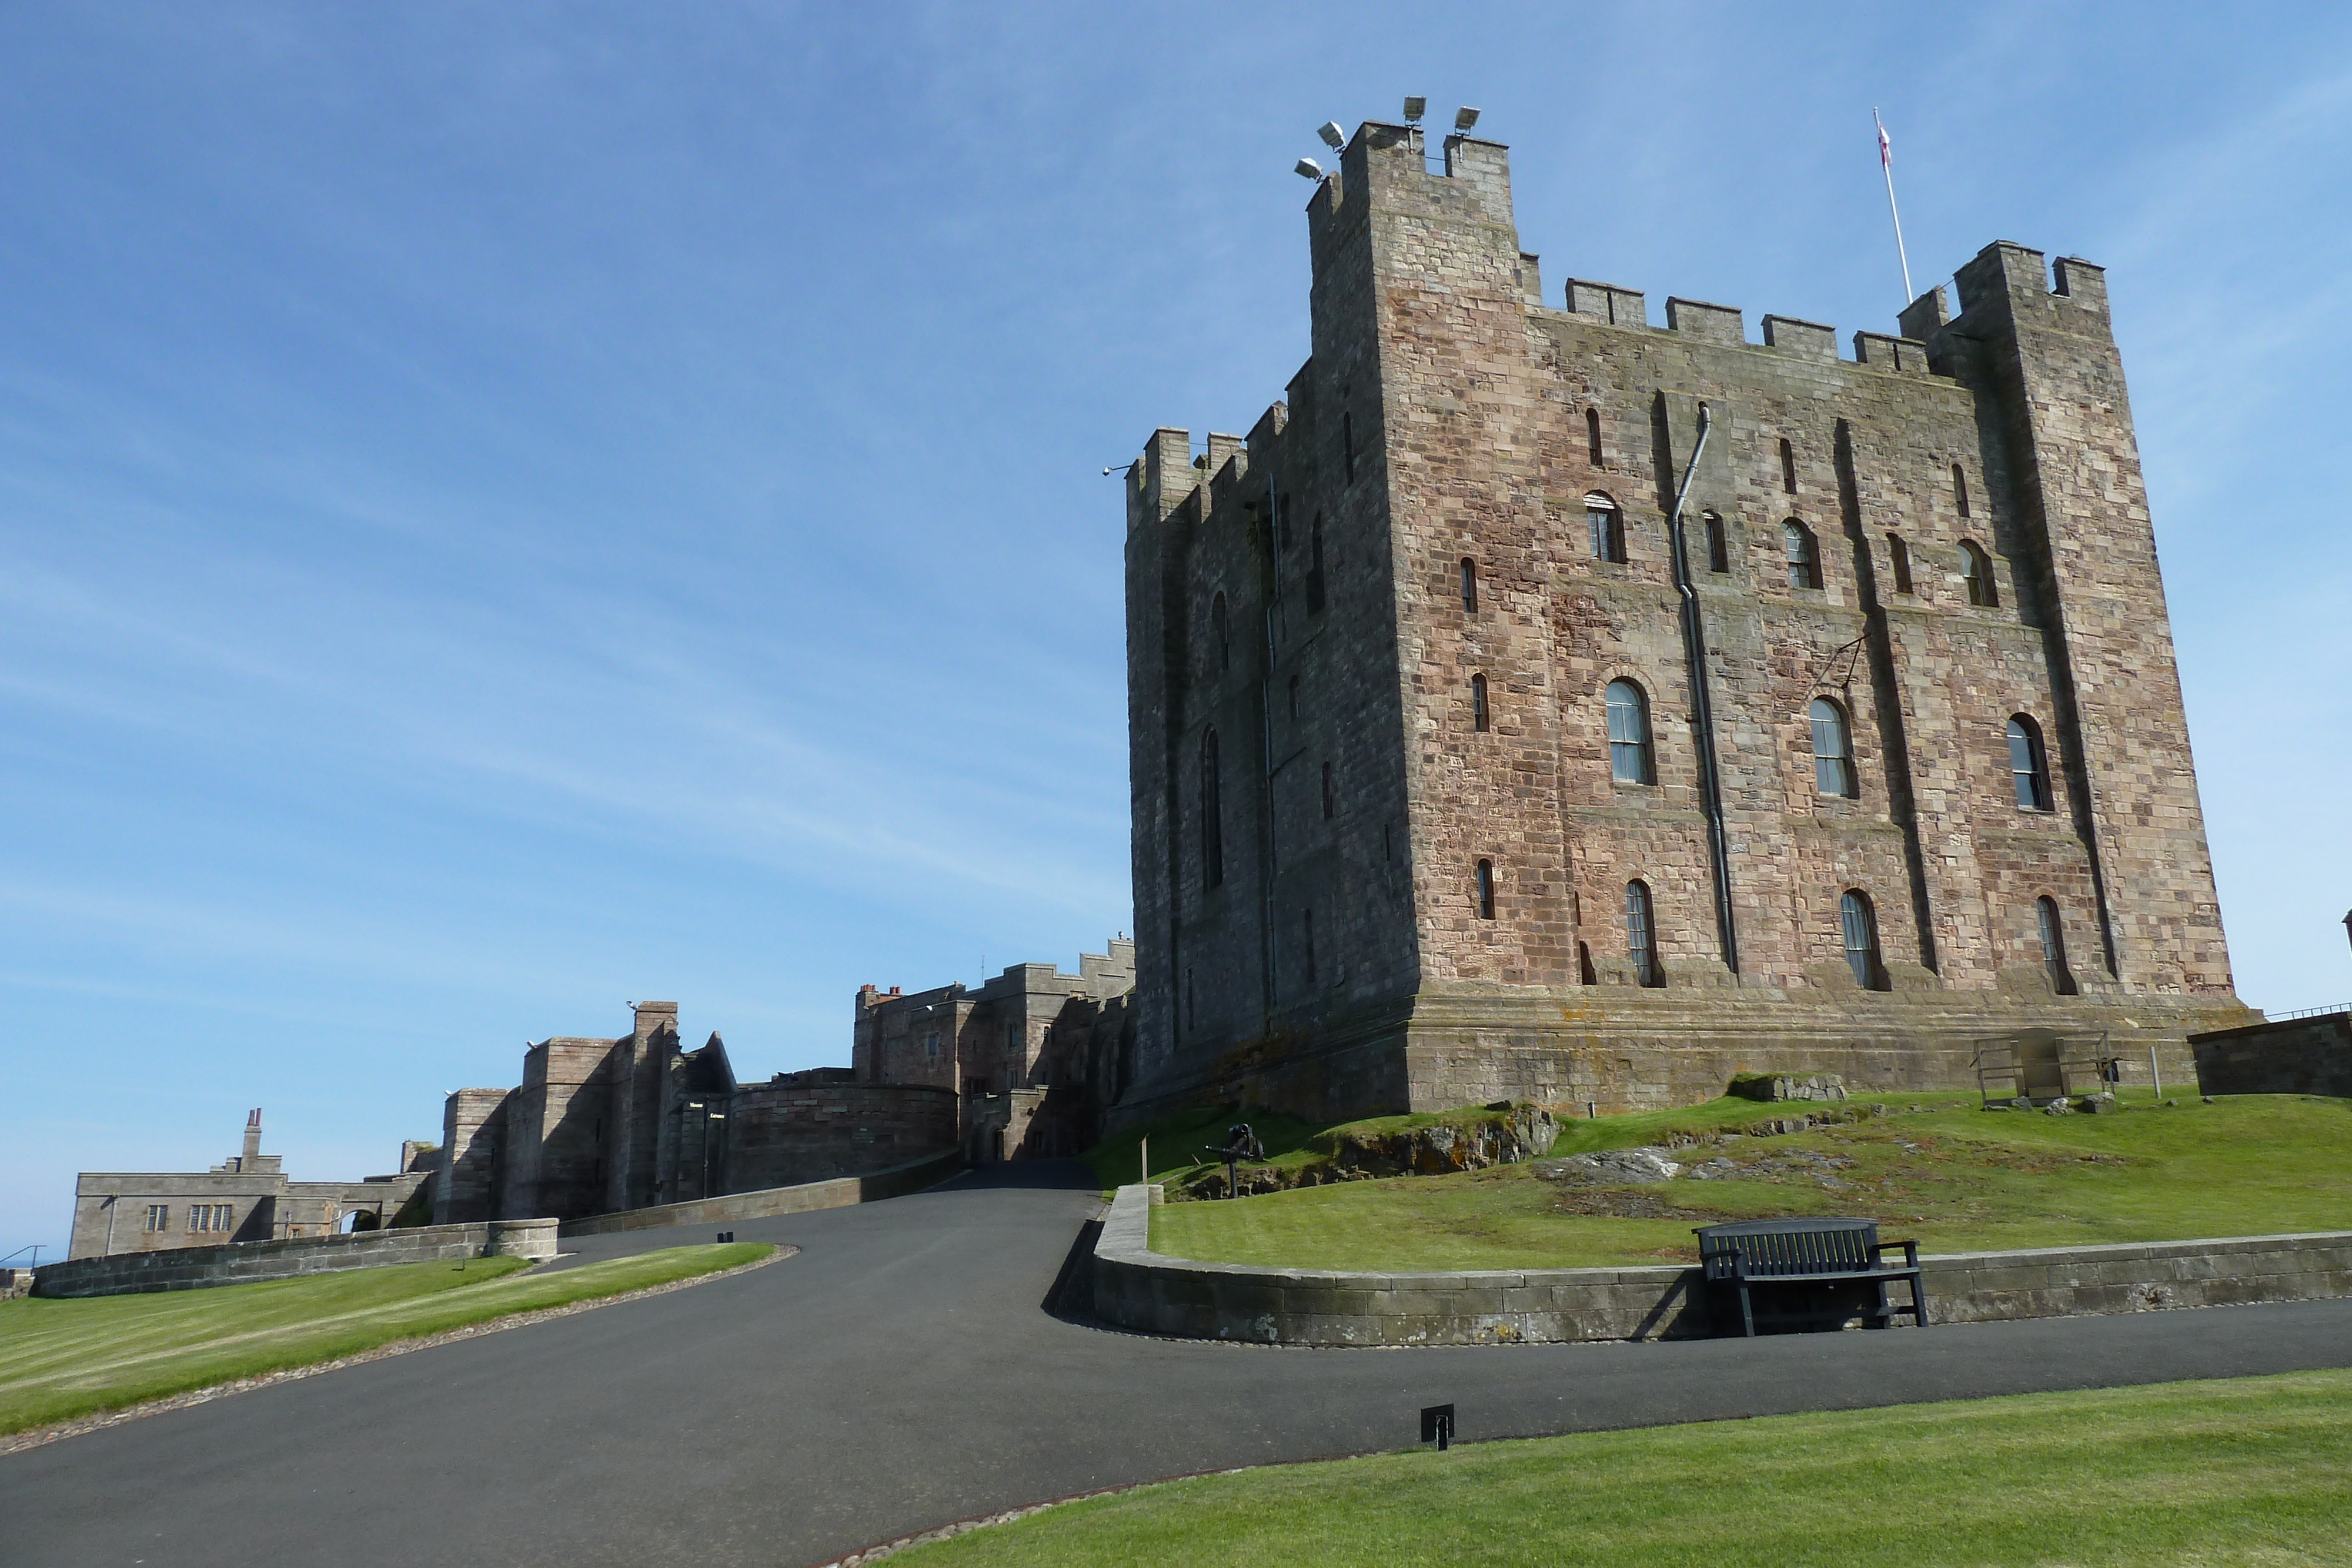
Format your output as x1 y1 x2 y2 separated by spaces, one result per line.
1663 403 1739 974
1259 470 1284 1028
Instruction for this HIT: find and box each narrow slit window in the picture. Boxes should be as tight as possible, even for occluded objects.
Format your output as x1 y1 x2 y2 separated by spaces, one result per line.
1586 407 1603 466
1305 513 1327 613
1211 591 1229 673
1606 680 1654 784
1321 760 1335 819
1887 533 1913 594
2036 896 2077 995
1626 880 1662 988
1840 890 1886 990
1810 698 1857 797
2007 716 2054 811
1962 540 1998 607
1471 673 1490 733
1578 941 1597 986
1459 557 1478 612
1475 858 1496 920
1342 412 1355 484
1200 728 1223 889
1952 463 1971 517
1303 908 1318 984
1288 674 1301 721
1783 520 1821 589
1779 438 1798 494
1587 493 1624 564
1705 511 1728 574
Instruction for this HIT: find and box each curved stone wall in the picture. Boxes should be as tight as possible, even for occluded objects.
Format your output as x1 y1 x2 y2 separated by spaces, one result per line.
1091 1184 2352 1345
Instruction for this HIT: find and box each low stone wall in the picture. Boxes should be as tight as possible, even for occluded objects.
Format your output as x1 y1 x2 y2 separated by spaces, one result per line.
33 1218 557 1300
2191 1011 2352 1097
1091 1185 2352 1345
558 1149 963 1238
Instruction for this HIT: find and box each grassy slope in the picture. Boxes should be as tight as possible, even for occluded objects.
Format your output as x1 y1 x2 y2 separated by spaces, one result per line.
1149 1092 2352 1271
0 1242 770 1435
890 1370 2352 1568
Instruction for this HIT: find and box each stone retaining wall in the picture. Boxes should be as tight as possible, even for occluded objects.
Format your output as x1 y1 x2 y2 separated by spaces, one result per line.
2190 1012 2352 1097
33 1218 557 1300
557 1149 964 1237
1091 1185 2352 1345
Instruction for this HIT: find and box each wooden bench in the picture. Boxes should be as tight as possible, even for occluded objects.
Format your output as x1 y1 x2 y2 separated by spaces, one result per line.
1693 1218 1929 1337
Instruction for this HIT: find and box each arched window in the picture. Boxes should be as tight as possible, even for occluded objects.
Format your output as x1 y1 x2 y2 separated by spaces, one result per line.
1587 493 1625 564
1586 407 1603 466
1952 463 1971 518
2007 716 2053 811
1471 673 1490 733
1962 540 1998 607
1200 728 1223 889
1625 880 1662 988
1705 511 1728 574
1321 760 1335 819
1459 557 1478 612
1605 680 1654 784
1840 890 1885 990
1306 513 1327 613
1809 698 1856 797
1886 533 1913 595
2036 896 2077 995
1211 591 1229 673
1475 858 1496 920
1783 520 1821 589
1779 438 1798 494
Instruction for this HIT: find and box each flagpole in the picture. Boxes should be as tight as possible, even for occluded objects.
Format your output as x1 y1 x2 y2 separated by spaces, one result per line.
1876 109 1914 306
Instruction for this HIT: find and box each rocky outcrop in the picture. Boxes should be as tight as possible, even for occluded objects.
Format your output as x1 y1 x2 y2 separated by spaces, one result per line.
1175 1103 1557 1200
1728 1072 1849 1104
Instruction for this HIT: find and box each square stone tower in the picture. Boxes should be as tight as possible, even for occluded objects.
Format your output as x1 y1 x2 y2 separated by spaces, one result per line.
1121 119 2250 1121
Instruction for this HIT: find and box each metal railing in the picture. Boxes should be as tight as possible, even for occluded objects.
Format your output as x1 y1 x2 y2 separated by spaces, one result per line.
2270 1003 2352 1022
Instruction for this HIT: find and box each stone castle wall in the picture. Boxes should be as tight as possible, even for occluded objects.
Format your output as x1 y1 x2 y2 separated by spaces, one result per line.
2192 1011 2352 1098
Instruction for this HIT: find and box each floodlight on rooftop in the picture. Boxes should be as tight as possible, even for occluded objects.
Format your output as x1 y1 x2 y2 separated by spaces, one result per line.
1317 121 1346 151
1403 96 1426 123
1454 106 1481 131
1294 157 1324 180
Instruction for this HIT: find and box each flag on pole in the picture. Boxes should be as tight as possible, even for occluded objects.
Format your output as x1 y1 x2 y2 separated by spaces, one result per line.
1874 109 1913 306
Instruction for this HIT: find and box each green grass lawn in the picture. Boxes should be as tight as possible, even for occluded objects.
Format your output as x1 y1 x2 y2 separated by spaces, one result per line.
891 1369 2352 1567
0 1242 770 1436
1148 1092 2352 1271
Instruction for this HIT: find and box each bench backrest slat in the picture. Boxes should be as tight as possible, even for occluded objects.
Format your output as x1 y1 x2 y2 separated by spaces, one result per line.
1695 1218 1883 1279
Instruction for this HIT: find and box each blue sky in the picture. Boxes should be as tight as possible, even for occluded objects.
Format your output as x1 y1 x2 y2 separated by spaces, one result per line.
4 3 2348 1256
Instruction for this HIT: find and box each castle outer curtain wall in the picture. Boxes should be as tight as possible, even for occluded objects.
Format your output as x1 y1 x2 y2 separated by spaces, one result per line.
1121 121 2250 1124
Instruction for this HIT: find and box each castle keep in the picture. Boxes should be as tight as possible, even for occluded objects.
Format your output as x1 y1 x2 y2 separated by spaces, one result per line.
1123 119 2251 1122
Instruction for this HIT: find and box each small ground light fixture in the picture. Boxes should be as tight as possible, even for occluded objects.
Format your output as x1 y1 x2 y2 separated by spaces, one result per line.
1403 96 1426 123
1294 156 1324 181
1317 121 1345 151
1455 106 1481 131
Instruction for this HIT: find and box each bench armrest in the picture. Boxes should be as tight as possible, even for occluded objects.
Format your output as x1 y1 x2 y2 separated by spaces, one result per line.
1872 1238 1921 1268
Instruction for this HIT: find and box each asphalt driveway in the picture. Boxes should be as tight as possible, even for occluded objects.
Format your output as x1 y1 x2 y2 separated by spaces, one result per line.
6 1160 2350 1567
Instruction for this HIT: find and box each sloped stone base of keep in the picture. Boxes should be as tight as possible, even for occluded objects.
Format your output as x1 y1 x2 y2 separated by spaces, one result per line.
1113 984 2255 1126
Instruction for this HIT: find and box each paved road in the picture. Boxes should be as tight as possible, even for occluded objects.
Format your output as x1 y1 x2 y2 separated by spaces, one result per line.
8 1162 2352 1567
